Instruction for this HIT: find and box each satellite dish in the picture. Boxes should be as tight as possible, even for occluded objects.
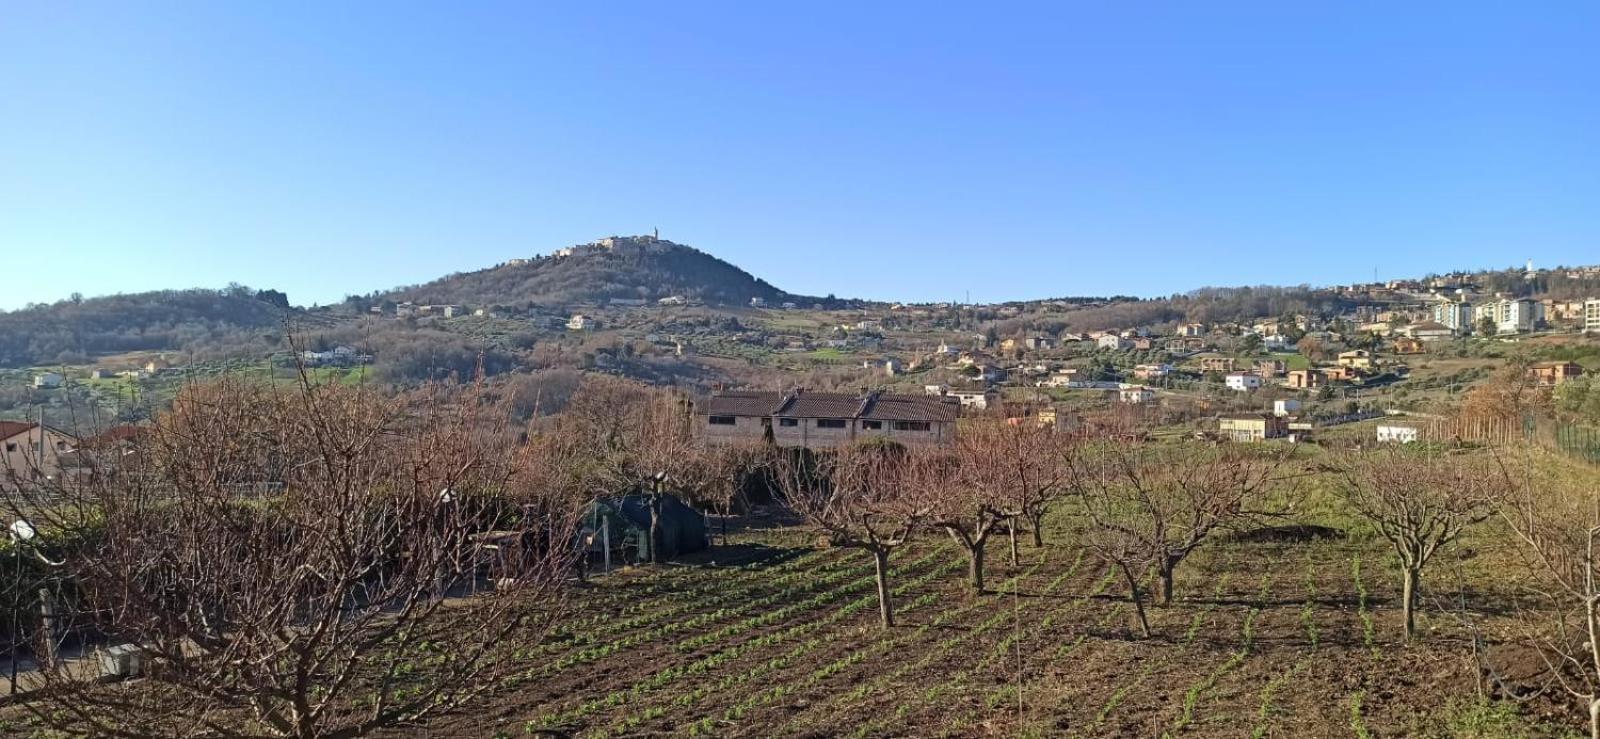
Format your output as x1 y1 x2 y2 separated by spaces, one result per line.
10 520 36 542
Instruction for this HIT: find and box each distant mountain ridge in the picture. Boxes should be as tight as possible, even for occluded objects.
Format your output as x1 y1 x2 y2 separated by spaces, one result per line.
378 235 810 309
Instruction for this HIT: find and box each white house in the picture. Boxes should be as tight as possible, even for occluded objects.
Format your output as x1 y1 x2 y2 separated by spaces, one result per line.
1040 369 1080 388
1273 399 1302 417
567 314 597 331
1118 386 1156 404
1225 372 1262 391
1097 334 1130 350
948 389 999 410
1376 425 1420 444
1133 364 1172 380
33 373 63 389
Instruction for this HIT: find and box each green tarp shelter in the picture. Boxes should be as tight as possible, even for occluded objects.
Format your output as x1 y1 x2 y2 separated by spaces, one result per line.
584 493 708 563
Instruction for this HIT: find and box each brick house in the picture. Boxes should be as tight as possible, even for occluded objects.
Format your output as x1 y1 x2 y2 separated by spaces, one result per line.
698 390 960 449
1527 361 1584 387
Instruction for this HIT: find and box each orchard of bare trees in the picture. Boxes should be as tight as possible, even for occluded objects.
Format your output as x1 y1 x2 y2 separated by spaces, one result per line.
3 374 1600 737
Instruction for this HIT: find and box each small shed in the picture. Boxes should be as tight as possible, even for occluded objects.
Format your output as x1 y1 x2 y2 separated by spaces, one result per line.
584 494 708 564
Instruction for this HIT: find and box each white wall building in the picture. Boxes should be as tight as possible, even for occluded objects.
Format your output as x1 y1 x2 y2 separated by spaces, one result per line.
1225 372 1262 392
1376 425 1420 444
1273 399 1302 417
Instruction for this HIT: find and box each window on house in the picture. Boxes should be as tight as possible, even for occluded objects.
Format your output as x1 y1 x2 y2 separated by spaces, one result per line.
860 420 883 430
708 415 737 426
816 419 848 429
892 421 931 432
778 418 798 427
3 443 15 453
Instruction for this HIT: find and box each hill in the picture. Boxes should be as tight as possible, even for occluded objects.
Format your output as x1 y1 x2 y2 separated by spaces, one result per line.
373 235 811 309
0 287 294 367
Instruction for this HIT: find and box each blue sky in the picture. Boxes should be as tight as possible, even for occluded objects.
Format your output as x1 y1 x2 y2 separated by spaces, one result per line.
2 2 1597 309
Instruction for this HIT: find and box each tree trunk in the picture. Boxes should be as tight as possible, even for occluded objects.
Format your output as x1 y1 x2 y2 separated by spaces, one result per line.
1028 512 1044 547
872 548 895 628
1008 521 1019 566
648 494 664 564
1401 566 1419 640
969 543 986 595
1158 562 1175 606
1589 696 1599 739
1119 562 1151 638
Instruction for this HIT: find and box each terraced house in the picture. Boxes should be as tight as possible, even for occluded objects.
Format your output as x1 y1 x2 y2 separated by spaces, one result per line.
698 389 960 448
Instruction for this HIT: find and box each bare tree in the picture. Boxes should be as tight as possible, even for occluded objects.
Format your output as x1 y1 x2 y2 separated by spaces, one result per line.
1074 442 1290 637
1332 446 1495 641
0 375 583 738
925 447 1005 595
1493 446 1600 738
778 441 932 628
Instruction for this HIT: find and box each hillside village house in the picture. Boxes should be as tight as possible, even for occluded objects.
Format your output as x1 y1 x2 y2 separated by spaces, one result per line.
1039 369 1082 388
1323 366 1359 383
1025 336 1057 351
1528 361 1584 387
946 388 1000 410
1133 364 1172 380
1273 399 1302 417
1097 334 1130 350
1199 357 1237 373
1376 425 1421 444
1178 323 1206 337
1401 321 1454 342
1255 359 1287 378
1286 369 1326 389
1224 372 1262 392
1337 350 1374 369
1118 386 1156 404
33 373 63 389
0 422 77 483
1587 299 1600 332
567 314 597 331
1218 414 1288 442
698 390 959 448
1392 337 1425 355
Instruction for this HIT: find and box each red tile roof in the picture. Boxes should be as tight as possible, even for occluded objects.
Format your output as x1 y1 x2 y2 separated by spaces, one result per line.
0 422 34 441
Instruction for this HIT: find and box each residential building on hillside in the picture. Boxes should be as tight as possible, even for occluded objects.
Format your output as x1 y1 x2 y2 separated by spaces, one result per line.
1286 369 1326 389
1477 297 1542 334
1097 334 1130 350
1199 357 1237 373
1337 350 1374 369
1587 299 1600 332
1392 337 1425 355
1218 414 1287 442
1528 361 1584 387
1025 336 1057 351
1376 425 1420 444
1401 321 1454 342
1178 323 1206 337
1225 372 1262 391
1431 300 1474 335
567 314 597 331
33 373 63 389
946 388 1000 410
1133 364 1171 380
1255 359 1286 378
1273 399 1301 417
0 422 77 483
1118 386 1155 404
698 390 960 448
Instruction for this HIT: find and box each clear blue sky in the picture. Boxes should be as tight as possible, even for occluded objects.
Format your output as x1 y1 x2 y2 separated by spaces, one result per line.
3 2 1597 309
